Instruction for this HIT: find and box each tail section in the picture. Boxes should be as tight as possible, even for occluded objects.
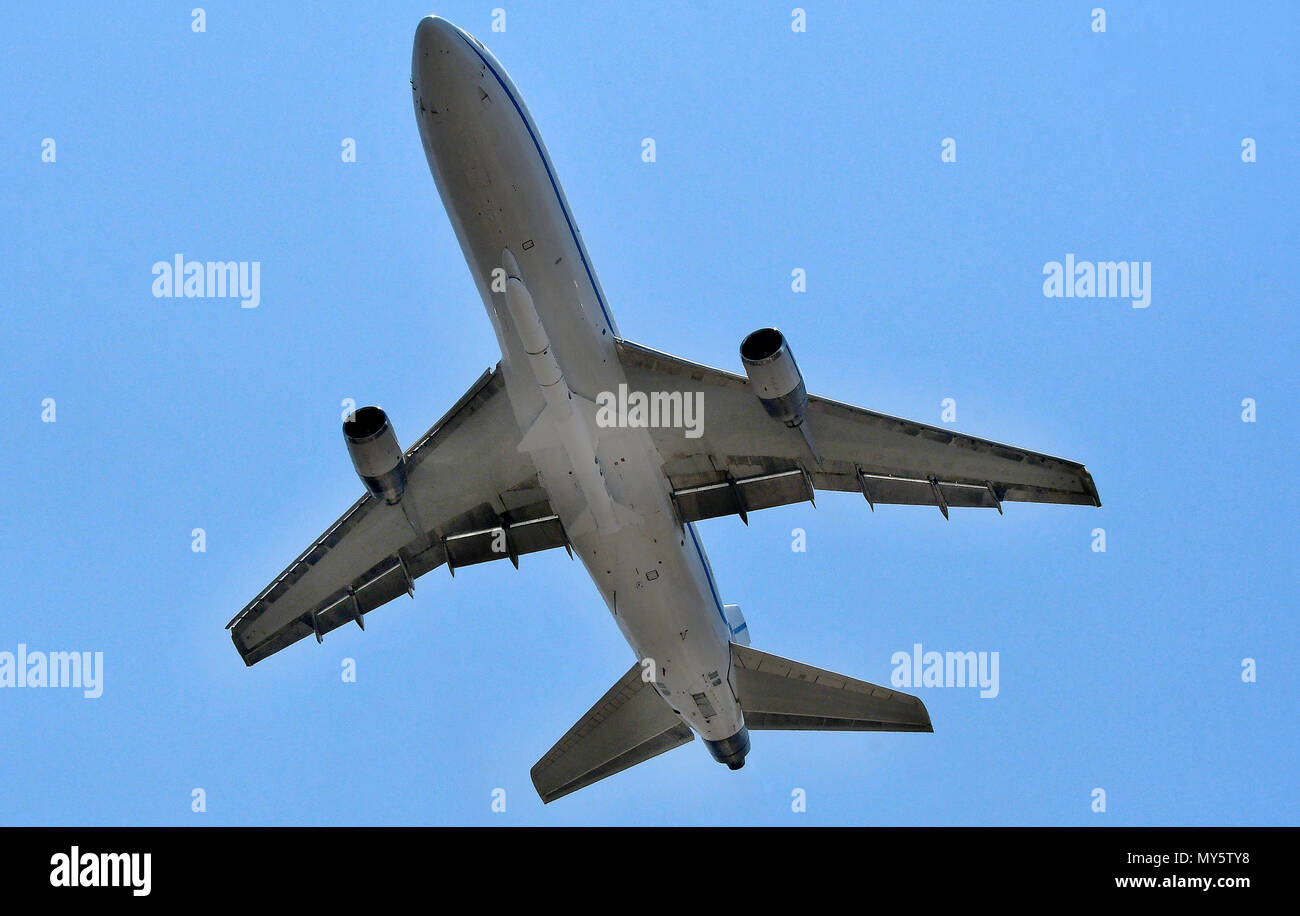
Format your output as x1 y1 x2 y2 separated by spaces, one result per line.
530 661 693 804
530 646 930 803
730 644 932 732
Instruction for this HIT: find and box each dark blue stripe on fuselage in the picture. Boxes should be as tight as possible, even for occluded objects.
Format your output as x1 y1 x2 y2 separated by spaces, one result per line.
686 522 728 631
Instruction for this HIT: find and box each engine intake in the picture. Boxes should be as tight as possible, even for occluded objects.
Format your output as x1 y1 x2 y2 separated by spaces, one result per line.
343 406 407 505
740 327 808 429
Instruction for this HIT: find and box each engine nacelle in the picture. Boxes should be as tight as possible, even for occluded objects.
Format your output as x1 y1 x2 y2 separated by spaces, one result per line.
343 406 407 505
739 327 808 428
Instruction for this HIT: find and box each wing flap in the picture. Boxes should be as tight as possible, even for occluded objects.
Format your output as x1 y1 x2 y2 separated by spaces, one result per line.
443 513 569 571
671 468 816 523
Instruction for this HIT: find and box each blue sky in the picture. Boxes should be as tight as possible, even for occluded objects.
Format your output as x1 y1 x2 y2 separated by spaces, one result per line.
1 1 1295 825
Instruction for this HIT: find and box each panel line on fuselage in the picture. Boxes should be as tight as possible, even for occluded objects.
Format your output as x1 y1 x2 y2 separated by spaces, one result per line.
453 31 616 334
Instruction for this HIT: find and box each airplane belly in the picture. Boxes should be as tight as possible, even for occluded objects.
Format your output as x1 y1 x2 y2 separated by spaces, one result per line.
412 18 743 744
569 510 743 742
412 18 616 425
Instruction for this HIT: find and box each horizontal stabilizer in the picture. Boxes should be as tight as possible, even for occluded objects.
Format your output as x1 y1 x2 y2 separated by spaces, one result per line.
731 644 932 732
531 661 693 803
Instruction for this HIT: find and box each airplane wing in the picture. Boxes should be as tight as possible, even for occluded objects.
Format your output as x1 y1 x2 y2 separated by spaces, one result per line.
616 339 1101 522
227 365 567 665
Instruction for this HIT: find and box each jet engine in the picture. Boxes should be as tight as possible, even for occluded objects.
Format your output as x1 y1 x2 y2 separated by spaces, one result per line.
739 327 808 429
343 406 407 505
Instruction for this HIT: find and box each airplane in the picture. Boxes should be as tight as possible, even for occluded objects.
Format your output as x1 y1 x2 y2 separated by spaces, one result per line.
227 16 1101 804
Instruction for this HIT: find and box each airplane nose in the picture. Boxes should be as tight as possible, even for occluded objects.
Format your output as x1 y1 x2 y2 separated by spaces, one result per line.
413 15 466 59
412 15 484 99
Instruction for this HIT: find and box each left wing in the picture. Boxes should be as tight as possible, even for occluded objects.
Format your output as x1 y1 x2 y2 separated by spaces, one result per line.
616 339 1100 522
227 365 566 665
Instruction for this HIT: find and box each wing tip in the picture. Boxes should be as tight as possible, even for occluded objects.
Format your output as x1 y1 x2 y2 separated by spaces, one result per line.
528 764 555 804
913 695 934 732
229 627 259 667
1081 468 1103 507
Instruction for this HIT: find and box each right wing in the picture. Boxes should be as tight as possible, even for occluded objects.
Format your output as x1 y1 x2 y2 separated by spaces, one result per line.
228 365 568 666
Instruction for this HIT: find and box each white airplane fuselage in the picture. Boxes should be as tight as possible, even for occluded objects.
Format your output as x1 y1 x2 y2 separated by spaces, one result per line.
412 17 748 763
